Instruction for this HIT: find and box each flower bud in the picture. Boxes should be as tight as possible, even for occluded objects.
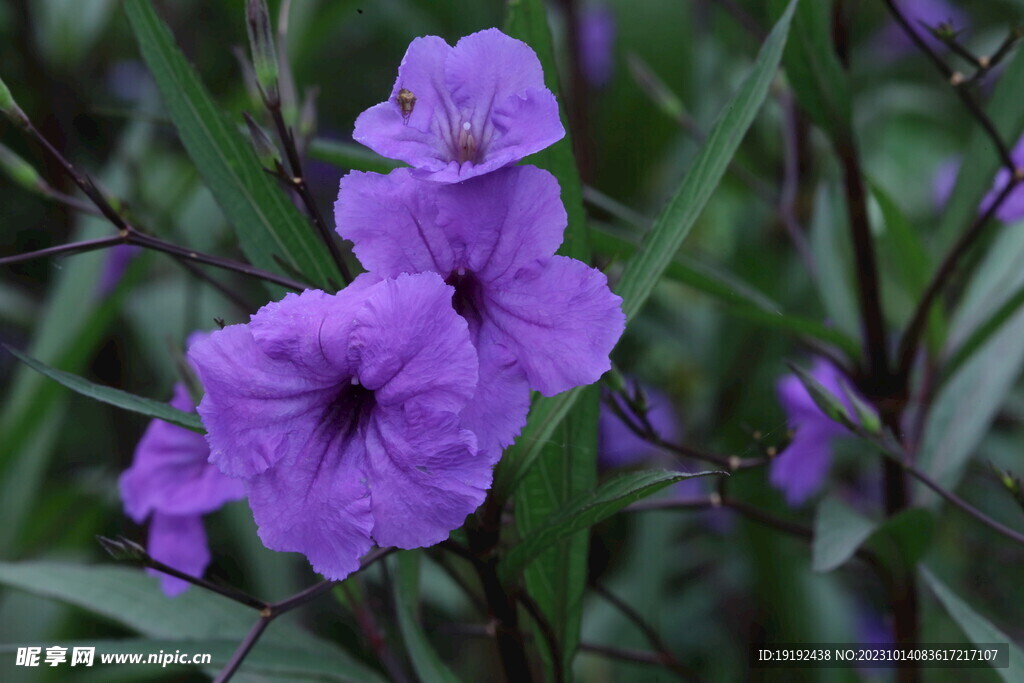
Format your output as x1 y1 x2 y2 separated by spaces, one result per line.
0 143 43 192
0 74 30 128
245 0 279 105
243 112 280 169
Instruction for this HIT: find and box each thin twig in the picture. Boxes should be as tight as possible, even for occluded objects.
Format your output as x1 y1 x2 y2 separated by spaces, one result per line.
590 583 698 681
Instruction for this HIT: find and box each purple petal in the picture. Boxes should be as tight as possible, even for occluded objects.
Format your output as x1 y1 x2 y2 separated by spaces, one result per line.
457 325 531 463
599 386 680 468
982 136 1024 223
364 404 489 548
876 0 969 56
579 6 616 88
483 256 625 396
119 383 244 521
769 422 839 506
190 321 345 478
351 272 477 413
353 36 458 173
247 435 374 581
146 513 211 597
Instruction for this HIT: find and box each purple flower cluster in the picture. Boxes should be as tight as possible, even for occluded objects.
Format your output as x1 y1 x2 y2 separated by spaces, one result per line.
122 28 624 586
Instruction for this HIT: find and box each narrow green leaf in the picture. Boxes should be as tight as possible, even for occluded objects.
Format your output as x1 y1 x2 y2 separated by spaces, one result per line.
591 227 860 355
309 138 403 174
124 0 340 290
515 386 598 678
496 0 797 495
392 553 459 683
921 567 1024 683
789 363 854 430
3 345 204 433
770 0 852 140
944 280 1024 379
812 497 876 573
936 44 1024 247
919 226 1024 498
500 470 722 582
615 0 796 322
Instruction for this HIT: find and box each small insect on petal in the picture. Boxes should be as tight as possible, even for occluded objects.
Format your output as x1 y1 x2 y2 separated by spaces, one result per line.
397 88 416 125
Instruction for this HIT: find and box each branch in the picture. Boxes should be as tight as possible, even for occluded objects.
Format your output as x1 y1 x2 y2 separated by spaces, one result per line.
213 547 395 683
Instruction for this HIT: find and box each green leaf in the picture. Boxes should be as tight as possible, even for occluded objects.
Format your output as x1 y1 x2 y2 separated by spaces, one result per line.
591 226 860 356
515 386 598 679
944 280 1024 379
866 508 934 571
936 43 1024 247
812 497 876 573
770 0 852 140
3 345 204 433
392 553 459 683
500 470 722 582
124 0 340 290
615 0 795 322
496 0 797 494
309 138 403 174
0 561 384 681
920 567 1024 683
918 226 1024 498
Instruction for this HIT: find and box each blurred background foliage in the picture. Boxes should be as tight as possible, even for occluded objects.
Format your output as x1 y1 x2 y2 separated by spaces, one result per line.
1 0 1023 681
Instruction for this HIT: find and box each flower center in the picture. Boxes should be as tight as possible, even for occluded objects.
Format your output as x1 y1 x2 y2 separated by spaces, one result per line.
456 121 478 165
445 269 483 331
321 381 376 445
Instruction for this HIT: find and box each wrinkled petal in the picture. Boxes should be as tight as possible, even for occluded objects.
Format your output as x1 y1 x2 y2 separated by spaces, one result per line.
336 166 566 282
353 36 458 172
190 323 343 478
483 256 624 396
770 423 838 505
458 326 530 463
336 169 456 277
147 513 211 597
247 438 374 581
352 272 477 412
364 404 488 548
119 384 244 521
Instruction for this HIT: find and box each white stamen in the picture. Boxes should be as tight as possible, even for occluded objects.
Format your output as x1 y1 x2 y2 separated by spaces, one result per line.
457 267 465 276
351 376 360 386
462 121 471 131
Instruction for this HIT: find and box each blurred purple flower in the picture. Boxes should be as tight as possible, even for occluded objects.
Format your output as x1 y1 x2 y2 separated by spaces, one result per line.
770 359 857 506
96 245 141 298
353 29 564 183
599 386 679 468
189 273 491 581
119 377 244 596
877 0 968 56
336 166 625 461
578 6 615 88
933 136 1024 223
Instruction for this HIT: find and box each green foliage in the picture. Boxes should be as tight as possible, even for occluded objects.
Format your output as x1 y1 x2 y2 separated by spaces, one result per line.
812 497 876 573
4 345 204 432
392 552 460 683
501 470 722 582
124 0 341 291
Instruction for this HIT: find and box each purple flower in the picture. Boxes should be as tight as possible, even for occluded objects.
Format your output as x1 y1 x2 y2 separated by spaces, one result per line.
981 136 1024 223
877 0 968 56
352 29 564 183
188 273 490 581
119 380 244 596
933 137 1024 223
96 245 141 298
335 166 625 460
770 359 857 506
599 386 679 468
579 6 616 88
